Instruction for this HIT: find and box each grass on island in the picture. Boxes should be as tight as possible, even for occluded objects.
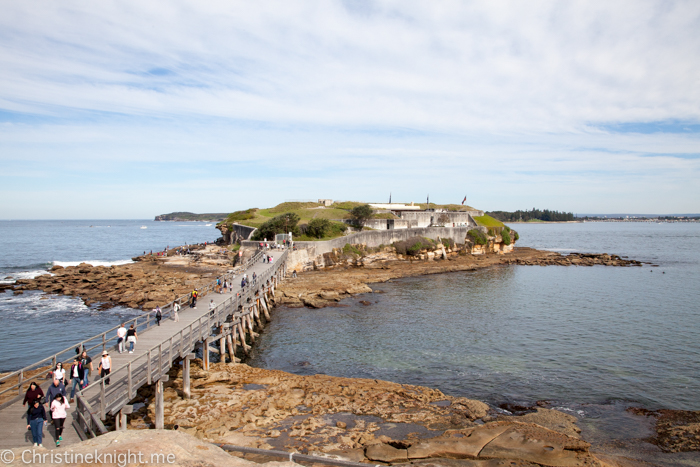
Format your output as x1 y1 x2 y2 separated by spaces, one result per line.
473 214 505 228
220 201 485 241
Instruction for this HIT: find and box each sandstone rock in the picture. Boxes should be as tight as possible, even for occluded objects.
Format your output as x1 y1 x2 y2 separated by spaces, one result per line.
453 398 490 420
408 424 511 459
366 443 409 463
478 424 593 466
325 448 366 463
411 459 539 467
319 291 340 301
6 429 291 467
516 408 581 438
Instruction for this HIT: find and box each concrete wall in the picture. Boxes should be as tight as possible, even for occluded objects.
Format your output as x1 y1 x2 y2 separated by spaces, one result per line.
360 219 416 230
398 210 483 228
219 223 257 244
288 226 472 257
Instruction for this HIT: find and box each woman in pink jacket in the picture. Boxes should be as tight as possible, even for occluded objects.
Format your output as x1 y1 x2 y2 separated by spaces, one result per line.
50 393 69 446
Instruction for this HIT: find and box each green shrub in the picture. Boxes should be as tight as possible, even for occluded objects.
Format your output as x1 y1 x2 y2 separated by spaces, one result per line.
306 218 331 239
513 230 519 241
467 229 488 245
349 204 374 228
343 243 362 256
503 225 511 233
441 238 455 249
501 230 511 245
252 212 301 240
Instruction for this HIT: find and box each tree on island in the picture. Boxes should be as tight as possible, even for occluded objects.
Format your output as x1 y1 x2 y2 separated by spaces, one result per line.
252 213 301 240
349 204 373 229
306 218 332 239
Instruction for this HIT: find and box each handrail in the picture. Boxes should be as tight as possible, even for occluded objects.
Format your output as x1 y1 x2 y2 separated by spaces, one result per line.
0 247 275 400
74 250 288 422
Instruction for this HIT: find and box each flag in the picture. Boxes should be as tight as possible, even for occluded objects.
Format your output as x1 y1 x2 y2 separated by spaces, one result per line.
461 195 466 205
427 194 429 206
389 193 391 204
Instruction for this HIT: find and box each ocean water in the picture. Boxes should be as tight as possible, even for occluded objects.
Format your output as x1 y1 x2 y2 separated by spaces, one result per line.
248 222 700 411
0 220 220 372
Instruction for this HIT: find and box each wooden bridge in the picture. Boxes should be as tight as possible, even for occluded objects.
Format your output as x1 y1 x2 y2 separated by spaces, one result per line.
0 248 288 449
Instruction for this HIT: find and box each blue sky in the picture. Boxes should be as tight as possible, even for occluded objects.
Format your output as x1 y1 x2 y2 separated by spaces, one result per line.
1 1 699 218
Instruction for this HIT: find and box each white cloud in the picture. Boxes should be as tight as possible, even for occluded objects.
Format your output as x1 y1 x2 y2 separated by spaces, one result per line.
1 0 699 217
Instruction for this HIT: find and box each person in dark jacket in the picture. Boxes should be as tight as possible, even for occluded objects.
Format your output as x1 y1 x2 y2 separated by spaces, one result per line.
26 398 47 446
68 358 84 402
46 378 66 408
23 381 44 407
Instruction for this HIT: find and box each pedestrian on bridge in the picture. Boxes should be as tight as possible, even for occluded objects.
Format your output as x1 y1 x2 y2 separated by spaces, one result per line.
46 378 66 411
155 306 162 326
98 351 112 385
52 362 66 385
126 325 138 353
26 398 46 447
80 350 93 387
22 381 44 407
173 302 180 323
117 323 127 353
68 358 84 403
50 394 69 446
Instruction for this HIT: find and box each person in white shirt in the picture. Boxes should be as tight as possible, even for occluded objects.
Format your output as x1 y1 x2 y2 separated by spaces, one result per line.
98 351 112 385
53 362 66 385
173 302 180 323
116 323 127 353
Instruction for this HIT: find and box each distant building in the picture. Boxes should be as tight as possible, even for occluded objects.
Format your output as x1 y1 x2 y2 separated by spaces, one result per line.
318 199 333 207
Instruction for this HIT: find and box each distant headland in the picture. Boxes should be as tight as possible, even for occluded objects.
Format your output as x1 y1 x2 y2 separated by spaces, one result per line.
154 211 229 222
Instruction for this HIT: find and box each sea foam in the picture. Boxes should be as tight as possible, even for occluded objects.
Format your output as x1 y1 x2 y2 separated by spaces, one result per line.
52 259 134 268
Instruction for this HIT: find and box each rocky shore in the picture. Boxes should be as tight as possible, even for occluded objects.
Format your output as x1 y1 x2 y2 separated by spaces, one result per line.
123 361 607 467
275 247 645 309
10 244 235 309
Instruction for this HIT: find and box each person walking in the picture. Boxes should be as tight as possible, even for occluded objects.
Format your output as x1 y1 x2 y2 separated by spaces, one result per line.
23 382 44 407
52 362 66 385
173 302 180 322
117 323 127 353
155 306 162 326
80 351 93 387
68 357 84 403
50 394 69 446
46 378 66 414
208 299 216 316
126 325 137 353
98 351 112 385
26 398 47 447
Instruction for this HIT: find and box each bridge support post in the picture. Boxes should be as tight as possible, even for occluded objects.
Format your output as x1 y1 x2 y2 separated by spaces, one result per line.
155 376 169 430
117 405 133 431
226 333 237 363
183 353 195 399
237 323 249 355
203 340 209 371
219 327 227 364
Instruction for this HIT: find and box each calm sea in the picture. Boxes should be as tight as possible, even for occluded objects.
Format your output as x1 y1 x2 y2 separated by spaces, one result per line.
0 220 220 372
248 222 700 412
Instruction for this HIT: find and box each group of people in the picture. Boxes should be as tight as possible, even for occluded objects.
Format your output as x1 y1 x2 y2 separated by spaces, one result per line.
116 322 138 353
24 347 113 446
20 249 276 447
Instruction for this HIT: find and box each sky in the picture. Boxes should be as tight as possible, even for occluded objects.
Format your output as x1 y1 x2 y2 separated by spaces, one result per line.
1 0 699 219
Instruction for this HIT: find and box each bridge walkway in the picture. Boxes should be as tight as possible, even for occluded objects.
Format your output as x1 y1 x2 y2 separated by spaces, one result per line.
0 248 287 449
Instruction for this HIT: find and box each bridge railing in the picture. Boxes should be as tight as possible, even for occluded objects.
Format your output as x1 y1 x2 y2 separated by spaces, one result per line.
0 248 269 409
74 250 287 429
